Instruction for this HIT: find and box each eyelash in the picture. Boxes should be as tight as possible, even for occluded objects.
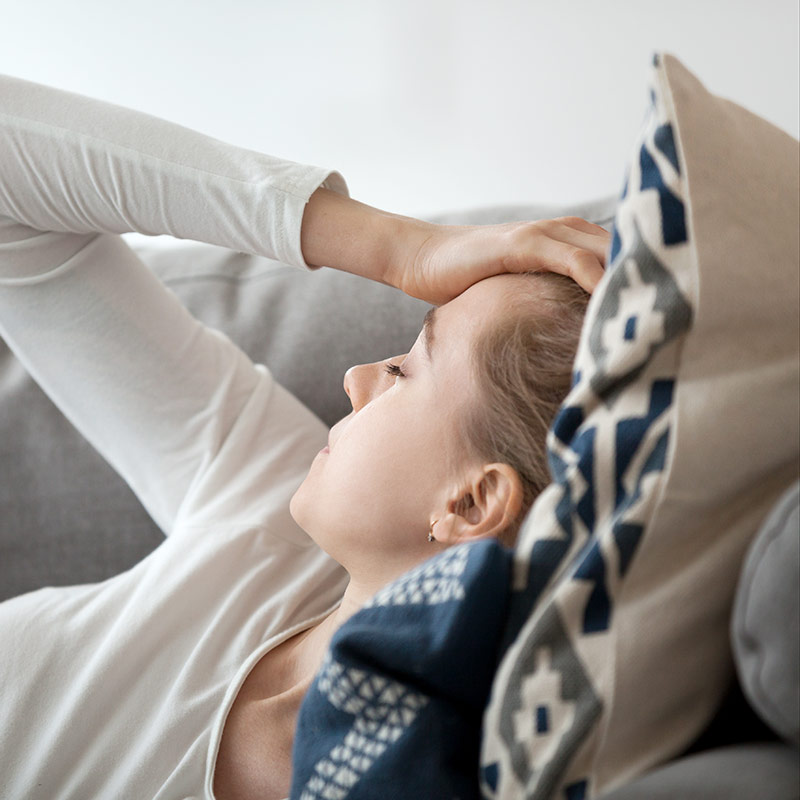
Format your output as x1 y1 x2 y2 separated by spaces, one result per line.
384 362 406 379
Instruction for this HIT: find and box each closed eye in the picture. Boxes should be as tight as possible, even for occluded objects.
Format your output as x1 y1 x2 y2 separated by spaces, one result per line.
384 362 406 378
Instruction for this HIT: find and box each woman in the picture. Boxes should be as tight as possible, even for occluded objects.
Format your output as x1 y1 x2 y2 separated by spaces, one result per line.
0 74 608 799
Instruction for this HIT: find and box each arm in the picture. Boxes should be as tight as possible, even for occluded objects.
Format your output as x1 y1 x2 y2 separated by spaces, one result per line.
0 74 344 534
0 74 606 534
301 188 610 302
0 71 606 295
0 73 348 270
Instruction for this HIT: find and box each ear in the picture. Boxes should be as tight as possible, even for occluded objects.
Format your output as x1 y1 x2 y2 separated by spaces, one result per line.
432 463 523 545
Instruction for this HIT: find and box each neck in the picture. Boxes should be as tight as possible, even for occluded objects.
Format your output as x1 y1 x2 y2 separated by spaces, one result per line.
329 577 379 626
293 573 387 679
286 578 365 672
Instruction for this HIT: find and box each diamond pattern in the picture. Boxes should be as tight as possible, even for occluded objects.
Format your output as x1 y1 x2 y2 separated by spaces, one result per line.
366 543 469 608
298 655 429 800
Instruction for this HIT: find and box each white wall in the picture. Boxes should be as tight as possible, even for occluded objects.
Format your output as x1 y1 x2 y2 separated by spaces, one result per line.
2 0 797 217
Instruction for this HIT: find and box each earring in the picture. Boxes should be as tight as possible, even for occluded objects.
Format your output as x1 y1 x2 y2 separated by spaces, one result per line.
427 521 437 543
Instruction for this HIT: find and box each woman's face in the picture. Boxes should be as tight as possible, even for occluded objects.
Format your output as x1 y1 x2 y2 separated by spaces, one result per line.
290 274 515 586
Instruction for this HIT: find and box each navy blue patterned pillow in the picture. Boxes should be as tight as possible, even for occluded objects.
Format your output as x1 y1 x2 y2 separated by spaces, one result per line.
291 52 799 800
290 541 512 799
481 53 799 799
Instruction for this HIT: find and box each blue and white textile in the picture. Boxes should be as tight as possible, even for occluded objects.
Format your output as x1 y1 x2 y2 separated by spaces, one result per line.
291 541 512 800
480 53 799 799
290 53 800 800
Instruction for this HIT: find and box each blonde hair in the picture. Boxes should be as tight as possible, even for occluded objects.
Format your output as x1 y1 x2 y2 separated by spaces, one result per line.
461 272 589 547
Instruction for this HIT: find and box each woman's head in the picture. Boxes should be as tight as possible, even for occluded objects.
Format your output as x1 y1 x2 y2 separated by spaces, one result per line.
457 272 589 546
290 271 589 588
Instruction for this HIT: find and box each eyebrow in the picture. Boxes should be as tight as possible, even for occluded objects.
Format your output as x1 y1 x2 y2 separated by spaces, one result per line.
422 306 437 362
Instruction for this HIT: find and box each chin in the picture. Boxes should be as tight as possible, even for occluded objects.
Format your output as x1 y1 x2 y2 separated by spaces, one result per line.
289 480 326 547
288 484 306 528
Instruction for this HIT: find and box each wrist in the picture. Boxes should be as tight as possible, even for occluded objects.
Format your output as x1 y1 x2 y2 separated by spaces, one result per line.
301 187 434 288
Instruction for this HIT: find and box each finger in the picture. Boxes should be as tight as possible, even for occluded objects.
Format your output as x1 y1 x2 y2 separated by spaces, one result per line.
566 249 606 293
517 234 606 293
554 215 610 237
569 228 611 266
542 219 610 266
552 246 605 293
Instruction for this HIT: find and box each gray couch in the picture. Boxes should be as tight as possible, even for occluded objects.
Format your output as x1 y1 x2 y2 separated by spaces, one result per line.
1 197 797 797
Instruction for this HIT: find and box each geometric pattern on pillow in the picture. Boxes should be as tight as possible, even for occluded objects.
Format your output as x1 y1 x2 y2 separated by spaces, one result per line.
291 540 513 800
481 51 800 799
294 547 473 799
290 53 798 800
481 53 694 800
296 653 430 800
291 55 698 800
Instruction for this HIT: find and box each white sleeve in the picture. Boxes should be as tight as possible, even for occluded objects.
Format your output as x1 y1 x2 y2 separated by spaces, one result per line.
0 74 344 534
0 73 348 271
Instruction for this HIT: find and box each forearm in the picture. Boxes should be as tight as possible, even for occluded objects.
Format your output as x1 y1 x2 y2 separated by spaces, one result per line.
300 187 434 286
0 73 346 269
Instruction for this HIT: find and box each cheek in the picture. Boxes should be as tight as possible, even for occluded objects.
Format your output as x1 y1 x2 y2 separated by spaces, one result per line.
331 428 430 510
298 414 445 535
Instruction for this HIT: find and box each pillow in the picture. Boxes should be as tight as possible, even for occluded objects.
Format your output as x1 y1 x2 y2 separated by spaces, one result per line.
289 52 798 800
480 52 799 799
732 480 800 745
290 540 514 800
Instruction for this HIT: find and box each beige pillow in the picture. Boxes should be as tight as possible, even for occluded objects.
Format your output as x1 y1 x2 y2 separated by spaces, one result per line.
480 53 799 798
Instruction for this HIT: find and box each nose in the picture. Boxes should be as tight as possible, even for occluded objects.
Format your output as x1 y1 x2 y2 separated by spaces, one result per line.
343 361 385 412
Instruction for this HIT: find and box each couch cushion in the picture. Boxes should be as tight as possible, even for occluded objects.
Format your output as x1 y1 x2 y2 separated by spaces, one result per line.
596 744 800 800
479 52 799 798
732 480 800 745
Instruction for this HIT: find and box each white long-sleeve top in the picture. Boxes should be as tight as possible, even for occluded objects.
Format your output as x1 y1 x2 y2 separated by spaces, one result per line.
0 74 350 800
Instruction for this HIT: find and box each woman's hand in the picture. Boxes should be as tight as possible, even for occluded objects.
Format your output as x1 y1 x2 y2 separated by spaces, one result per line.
388 217 610 305
301 188 610 305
